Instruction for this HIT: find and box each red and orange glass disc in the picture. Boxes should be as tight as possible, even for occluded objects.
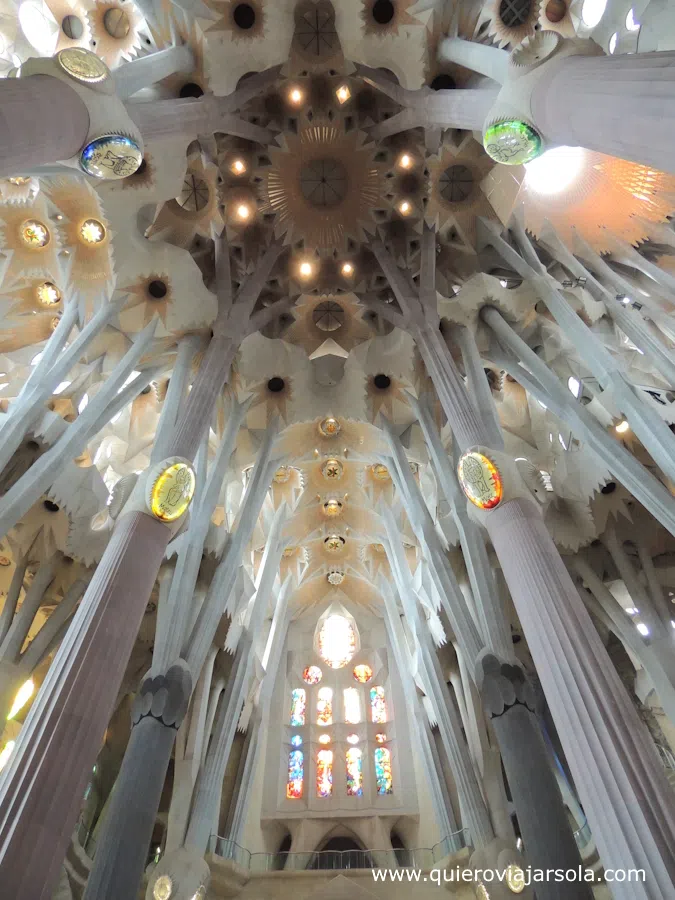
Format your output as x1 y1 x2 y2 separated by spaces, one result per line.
457 450 503 510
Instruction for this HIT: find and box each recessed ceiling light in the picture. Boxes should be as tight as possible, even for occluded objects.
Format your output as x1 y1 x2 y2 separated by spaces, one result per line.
299 261 313 278
341 262 353 276
288 87 304 105
336 84 351 104
398 200 411 215
398 153 413 169
235 203 251 220
231 158 247 175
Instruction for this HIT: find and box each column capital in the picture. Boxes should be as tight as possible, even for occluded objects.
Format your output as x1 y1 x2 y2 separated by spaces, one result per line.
475 651 537 718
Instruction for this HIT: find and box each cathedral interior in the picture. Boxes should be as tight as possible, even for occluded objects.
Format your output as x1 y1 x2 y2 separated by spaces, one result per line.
1 0 675 898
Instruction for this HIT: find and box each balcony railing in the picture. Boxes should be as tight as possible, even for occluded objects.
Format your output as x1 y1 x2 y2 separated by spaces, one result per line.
209 831 468 872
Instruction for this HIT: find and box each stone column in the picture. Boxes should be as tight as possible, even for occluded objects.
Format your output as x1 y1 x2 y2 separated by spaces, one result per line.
0 76 89 176
438 38 509 84
484 498 675 899
478 653 593 900
530 51 675 175
0 512 171 900
113 45 195 100
82 662 192 900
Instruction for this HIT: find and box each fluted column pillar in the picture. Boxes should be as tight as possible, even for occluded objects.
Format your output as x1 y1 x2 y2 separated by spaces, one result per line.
484 498 675 899
0 511 170 900
531 51 675 175
0 75 90 177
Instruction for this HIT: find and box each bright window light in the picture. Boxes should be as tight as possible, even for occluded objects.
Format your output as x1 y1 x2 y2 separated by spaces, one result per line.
625 607 638 616
637 622 649 636
8 679 34 720
525 146 585 195
568 376 581 398
31 351 43 366
18 0 60 56
558 433 568 450
581 0 607 28
608 32 618 53
54 380 71 394
538 400 547 409
625 8 640 31
78 393 89 414
0 740 15 773
117 371 140 394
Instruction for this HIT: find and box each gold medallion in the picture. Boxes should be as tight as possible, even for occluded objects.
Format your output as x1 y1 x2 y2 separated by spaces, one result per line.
57 48 109 84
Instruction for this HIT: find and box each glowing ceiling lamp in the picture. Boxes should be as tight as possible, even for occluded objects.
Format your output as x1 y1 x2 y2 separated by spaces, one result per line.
615 420 630 434
288 86 304 105
524 146 585 195
299 260 314 278
8 678 34 719
336 84 351 104
230 158 247 175
35 282 61 307
79 219 106 244
581 0 607 28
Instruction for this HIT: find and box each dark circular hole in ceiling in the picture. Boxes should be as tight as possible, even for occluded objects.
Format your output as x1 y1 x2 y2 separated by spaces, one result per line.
268 376 285 393
545 0 567 23
61 14 83 39
141 385 152 395
179 83 204 99
233 3 256 28
601 482 617 494
372 0 395 24
103 7 131 38
148 280 168 299
300 158 348 208
26 440 40 451
499 0 532 27
44 500 60 513
439 164 474 203
430 73 456 91
373 374 391 390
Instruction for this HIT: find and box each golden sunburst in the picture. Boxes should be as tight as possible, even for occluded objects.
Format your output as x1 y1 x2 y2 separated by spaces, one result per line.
262 125 381 251
120 274 173 327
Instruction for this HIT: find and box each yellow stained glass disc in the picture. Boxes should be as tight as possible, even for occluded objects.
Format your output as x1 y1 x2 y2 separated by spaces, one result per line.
457 450 503 510
150 462 196 522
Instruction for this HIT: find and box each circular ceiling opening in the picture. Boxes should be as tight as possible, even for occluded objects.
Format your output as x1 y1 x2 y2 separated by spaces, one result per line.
61 14 83 39
177 174 210 212
179 83 204 99
268 377 285 392
499 0 532 27
148 280 168 299
373 374 391 390
545 0 567 22
43 500 60 513
429 73 455 91
233 3 256 28
372 0 395 24
313 300 345 332
601 482 617 494
439 165 474 203
300 158 348 208
103 8 131 38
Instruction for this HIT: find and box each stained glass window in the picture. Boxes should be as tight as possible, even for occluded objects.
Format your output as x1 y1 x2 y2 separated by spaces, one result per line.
290 688 306 726
318 615 356 669
370 686 387 724
317 687 333 725
303 665 322 685
344 687 361 724
347 733 359 745
318 733 331 745
346 747 363 796
374 747 393 795
291 735 303 748
287 750 303 798
317 749 333 797
375 733 387 743
353 664 373 683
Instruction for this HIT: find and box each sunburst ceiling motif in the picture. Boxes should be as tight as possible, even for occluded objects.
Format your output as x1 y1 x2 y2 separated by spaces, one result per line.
261 124 382 251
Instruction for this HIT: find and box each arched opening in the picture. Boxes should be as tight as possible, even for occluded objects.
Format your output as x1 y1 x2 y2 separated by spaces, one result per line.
391 830 410 867
272 832 292 869
310 835 372 870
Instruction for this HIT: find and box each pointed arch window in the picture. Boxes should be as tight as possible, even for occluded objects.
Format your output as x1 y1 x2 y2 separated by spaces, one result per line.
344 687 361 724
317 687 333 725
370 685 387 724
317 749 333 797
290 688 306 726
346 747 363 796
374 747 393 795
317 614 357 669
287 750 304 798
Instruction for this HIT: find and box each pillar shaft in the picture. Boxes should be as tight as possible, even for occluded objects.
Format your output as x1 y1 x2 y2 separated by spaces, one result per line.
438 38 509 84
485 498 675 899
0 511 170 900
491 703 592 900
0 75 89 176
114 45 195 100
531 51 675 176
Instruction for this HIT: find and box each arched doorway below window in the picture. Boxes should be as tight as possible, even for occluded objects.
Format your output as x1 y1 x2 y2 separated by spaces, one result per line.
310 835 373 870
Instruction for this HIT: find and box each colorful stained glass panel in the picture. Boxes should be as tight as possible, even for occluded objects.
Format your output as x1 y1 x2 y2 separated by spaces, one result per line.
290 688 306 726
353 664 373 683
370 686 387 724
302 665 322 685
287 750 303 798
374 747 393 795
291 735 303 748
375 733 387 743
344 687 361 724
317 749 333 797
346 747 363 796
317 687 333 725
